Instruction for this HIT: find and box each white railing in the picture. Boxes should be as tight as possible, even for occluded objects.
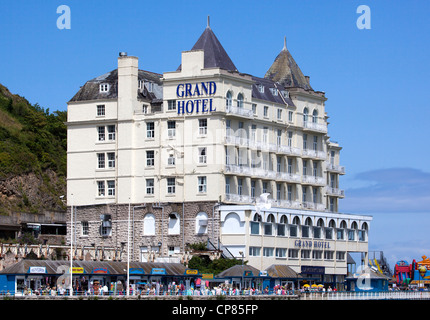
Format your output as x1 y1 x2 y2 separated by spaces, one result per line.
302 175 325 185
226 106 254 118
302 291 430 300
325 186 345 197
303 121 328 133
326 163 345 174
302 149 326 159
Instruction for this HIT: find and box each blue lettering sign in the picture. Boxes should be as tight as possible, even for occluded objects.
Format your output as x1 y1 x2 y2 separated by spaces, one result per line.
176 81 217 115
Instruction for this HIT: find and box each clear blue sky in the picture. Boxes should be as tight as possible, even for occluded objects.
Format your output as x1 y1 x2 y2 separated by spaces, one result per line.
1 0 429 270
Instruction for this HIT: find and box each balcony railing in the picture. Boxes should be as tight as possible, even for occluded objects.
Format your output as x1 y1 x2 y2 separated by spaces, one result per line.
303 121 328 133
326 163 346 174
226 106 254 118
302 175 326 185
302 149 326 159
325 186 345 197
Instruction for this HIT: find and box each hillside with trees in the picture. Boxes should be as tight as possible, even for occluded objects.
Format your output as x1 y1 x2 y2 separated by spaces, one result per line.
0 84 67 214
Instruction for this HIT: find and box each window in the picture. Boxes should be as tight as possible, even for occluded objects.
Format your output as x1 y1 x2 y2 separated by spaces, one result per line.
97 126 105 141
198 176 207 193
288 249 299 259
145 81 153 92
198 147 207 164
198 119 207 135
146 122 155 138
277 224 285 236
312 109 318 123
237 93 244 108
263 127 268 143
250 221 259 235
263 106 269 117
303 160 308 176
276 183 281 200
313 136 318 151
142 105 149 114
249 247 261 256
287 185 292 201
288 111 293 122
167 121 176 138
337 228 344 240
107 152 115 168
107 125 116 141
238 178 243 195
258 84 264 93
251 180 256 198
167 178 175 194
97 181 105 196
303 133 308 149
264 223 272 236
143 213 155 235
302 226 309 238
252 104 257 115
270 87 278 96
99 83 109 93
313 250 323 260
225 177 230 194
287 131 293 147
324 251 334 260
196 212 208 234
277 130 282 146
167 100 176 111
146 179 154 194
301 250 311 259
146 150 155 167
138 80 144 90
348 229 355 241
97 153 105 169
226 91 232 108
97 104 105 116
263 247 274 257
336 251 345 261
168 212 180 235
167 154 175 166
303 107 309 123
81 221 89 236
277 109 282 120
107 180 115 196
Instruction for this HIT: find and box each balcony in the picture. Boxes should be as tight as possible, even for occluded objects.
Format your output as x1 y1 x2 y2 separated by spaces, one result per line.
302 175 326 186
274 200 301 209
277 145 302 157
302 149 326 160
325 186 345 198
303 121 328 133
276 172 301 183
225 193 253 204
226 105 254 118
326 163 346 174
302 202 326 211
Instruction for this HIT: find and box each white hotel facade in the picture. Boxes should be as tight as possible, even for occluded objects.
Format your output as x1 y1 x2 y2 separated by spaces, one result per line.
67 23 372 285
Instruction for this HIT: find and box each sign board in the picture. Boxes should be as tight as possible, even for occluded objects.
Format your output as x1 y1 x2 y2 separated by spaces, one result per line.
71 267 84 274
202 273 214 280
185 269 199 275
29 267 46 274
130 268 144 274
92 268 108 274
301 266 325 275
151 268 166 275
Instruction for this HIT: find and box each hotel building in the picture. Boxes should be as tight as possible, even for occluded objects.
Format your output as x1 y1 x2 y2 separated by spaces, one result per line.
67 22 372 285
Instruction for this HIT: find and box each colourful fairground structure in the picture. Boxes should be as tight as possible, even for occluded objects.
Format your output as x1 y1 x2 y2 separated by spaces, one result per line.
394 255 430 288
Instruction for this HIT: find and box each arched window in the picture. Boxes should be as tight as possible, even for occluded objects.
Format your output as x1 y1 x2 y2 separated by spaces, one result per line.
253 213 262 222
226 91 232 108
143 213 155 236
168 212 180 235
266 214 275 223
195 212 208 234
303 107 309 123
312 109 318 123
222 212 242 234
340 220 347 229
280 215 288 224
237 93 244 108
304 217 313 226
292 216 300 225
328 219 336 228
317 218 324 227
351 221 358 229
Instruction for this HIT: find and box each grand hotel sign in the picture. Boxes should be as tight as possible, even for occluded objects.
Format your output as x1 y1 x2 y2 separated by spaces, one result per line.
176 81 217 115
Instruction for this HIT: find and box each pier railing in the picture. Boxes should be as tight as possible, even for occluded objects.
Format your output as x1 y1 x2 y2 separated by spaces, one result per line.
302 291 430 300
